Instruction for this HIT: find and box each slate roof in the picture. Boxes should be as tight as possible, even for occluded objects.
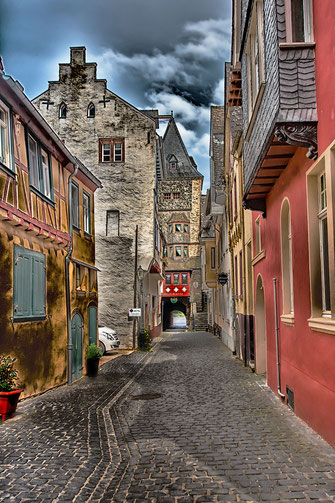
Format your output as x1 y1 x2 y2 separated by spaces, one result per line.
162 118 203 179
167 212 190 224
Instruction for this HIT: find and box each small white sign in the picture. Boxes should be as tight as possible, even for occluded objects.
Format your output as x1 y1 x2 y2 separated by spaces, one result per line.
129 308 142 317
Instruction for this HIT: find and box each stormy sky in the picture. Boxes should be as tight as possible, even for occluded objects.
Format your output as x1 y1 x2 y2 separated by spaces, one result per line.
0 0 232 190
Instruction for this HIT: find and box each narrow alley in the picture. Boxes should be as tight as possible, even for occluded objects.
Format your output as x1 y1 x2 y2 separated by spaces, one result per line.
1 332 335 502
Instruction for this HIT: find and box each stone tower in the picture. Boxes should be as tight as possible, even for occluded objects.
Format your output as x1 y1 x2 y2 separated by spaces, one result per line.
157 118 207 330
33 47 163 347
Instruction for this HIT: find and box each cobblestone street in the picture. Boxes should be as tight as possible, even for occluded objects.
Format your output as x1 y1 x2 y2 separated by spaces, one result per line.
1 331 335 503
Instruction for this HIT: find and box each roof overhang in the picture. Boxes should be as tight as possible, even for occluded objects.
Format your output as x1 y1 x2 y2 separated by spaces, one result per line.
244 122 317 215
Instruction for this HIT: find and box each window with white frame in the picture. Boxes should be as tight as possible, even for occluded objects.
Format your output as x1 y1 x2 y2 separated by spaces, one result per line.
0 99 13 171
246 0 265 117
83 191 91 234
27 132 53 200
71 181 79 229
281 199 294 318
318 172 330 314
99 138 124 162
255 215 262 255
306 150 335 329
285 0 313 43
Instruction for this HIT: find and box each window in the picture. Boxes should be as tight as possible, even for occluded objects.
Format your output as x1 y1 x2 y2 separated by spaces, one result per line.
71 181 79 229
173 193 180 199
169 246 173 258
27 133 53 200
0 99 13 171
183 246 188 257
281 199 294 319
181 273 188 285
211 247 216 269
173 273 180 285
87 103 95 118
175 246 182 257
13 245 46 321
76 265 87 292
234 175 237 219
184 224 188 232
89 269 97 293
106 210 119 236
59 103 67 118
175 224 182 233
163 247 168 258
318 173 330 314
83 191 91 234
164 193 172 200
246 0 265 116
99 139 124 162
255 216 261 255
169 224 173 233
306 148 335 331
285 0 313 43
239 250 243 300
235 255 238 297
165 274 171 286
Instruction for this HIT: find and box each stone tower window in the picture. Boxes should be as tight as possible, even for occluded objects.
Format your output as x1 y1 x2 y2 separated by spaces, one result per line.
106 210 120 236
59 103 67 119
169 155 178 170
87 103 95 118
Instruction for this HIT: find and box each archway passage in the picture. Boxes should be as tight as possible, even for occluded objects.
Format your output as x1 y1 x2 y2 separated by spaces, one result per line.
171 310 187 329
162 298 189 331
255 275 267 375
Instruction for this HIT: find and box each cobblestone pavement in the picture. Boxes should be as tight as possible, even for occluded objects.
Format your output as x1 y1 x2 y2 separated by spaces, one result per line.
1 332 335 503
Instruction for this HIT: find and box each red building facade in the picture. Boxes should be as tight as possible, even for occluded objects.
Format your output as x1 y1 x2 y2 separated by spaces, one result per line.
238 0 335 446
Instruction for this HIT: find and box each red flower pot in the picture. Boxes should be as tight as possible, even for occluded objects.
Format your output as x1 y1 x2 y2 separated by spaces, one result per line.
0 389 23 421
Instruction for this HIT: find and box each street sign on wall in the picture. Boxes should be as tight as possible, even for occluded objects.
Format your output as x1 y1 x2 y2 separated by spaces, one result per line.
129 308 142 317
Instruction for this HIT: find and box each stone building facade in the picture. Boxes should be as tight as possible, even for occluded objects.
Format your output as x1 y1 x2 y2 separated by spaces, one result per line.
33 47 163 347
157 118 206 330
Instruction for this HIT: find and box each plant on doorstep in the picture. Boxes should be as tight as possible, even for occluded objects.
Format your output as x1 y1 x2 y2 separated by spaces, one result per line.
138 329 152 352
85 344 103 377
0 355 23 421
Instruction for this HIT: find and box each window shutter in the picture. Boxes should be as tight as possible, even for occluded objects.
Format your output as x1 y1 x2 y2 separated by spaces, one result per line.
14 247 32 319
32 253 46 316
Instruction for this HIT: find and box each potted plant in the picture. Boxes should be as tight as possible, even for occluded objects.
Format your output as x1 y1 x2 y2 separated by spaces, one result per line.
0 355 23 421
85 344 103 377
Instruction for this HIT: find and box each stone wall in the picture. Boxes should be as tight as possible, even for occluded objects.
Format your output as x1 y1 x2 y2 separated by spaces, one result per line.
33 48 157 347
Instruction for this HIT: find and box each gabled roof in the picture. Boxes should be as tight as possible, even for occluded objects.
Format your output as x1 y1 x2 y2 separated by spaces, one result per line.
162 118 203 179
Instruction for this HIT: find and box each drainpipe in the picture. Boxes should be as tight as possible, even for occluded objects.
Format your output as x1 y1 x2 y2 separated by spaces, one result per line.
273 278 285 398
65 163 78 386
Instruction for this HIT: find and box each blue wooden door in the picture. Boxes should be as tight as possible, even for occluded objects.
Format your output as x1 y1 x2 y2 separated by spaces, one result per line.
71 313 83 380
88 305 97 345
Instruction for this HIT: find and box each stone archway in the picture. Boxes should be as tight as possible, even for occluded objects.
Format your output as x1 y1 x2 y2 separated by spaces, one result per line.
162 297 190 330
255 274 266 375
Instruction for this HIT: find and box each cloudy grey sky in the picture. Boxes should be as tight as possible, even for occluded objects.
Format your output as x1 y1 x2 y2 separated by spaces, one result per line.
0 0 232 190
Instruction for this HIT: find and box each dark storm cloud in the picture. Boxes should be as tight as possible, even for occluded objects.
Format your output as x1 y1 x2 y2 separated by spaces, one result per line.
0 0 232 190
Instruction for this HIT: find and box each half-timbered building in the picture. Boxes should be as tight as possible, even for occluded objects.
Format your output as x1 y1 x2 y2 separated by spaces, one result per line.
0 68 101 397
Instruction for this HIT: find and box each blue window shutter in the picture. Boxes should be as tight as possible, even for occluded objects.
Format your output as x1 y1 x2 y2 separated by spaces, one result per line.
14 246 32 319
14 245 46 320
32 253 46 316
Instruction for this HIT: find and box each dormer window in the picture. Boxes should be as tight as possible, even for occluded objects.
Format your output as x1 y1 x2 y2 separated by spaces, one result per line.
169 155 178 170
87 103 95 118
59 103 67 119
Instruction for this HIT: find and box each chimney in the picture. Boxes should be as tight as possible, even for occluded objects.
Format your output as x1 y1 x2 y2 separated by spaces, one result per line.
70 47 86 65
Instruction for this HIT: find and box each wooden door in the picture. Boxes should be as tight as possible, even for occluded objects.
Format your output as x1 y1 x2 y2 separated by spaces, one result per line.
71 313 83 380
88 305 97 345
